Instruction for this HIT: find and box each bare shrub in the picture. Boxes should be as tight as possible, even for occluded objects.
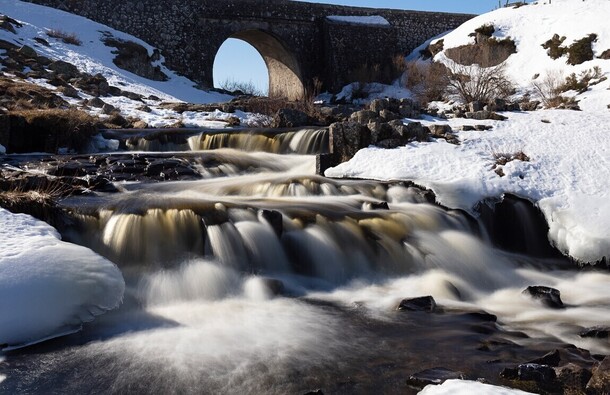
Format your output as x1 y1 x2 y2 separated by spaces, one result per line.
491 149 530 177
219 79 264 96
561 66 605 93
46 29 82 46
403 61 449 105
446 62 515 104
532 69 565 107
567 34 597 65
542 34 567 60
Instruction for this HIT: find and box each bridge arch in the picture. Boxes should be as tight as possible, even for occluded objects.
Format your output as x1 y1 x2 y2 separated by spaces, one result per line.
225 29 305 100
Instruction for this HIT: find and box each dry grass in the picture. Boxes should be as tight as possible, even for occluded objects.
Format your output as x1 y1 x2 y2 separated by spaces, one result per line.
0 77 68 110
46 29 82 46
491 150 530 177
446 62 515 104
403 61 449 105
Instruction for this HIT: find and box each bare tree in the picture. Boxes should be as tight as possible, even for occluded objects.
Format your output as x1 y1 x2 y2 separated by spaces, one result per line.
445 62 514 104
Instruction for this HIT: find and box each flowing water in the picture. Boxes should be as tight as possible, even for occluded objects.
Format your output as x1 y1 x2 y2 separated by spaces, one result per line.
1 128 609 394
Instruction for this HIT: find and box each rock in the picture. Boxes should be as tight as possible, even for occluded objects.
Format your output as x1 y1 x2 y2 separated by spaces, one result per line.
520 101 540 111
102 103 117 115
349 109 378 125
271 108 310 128
369 98 390 113
137 105 152 113
579 326 610 339
523 286 565 309
260 278 285 296
365 201 389 210
57 85 79 98
528 350 560 367
367 120 395 143
427 124 453 137
402 122 428 141
556 363 592 394
586 356 610 395
489 98 507 112
259 209 283 237
461 125 476 131
316 153 336 175
518 364 557 383
465 110 491 120
379 109 401 122
132 120 148 129
489 112 507 121
18 45 37 58
469 101 484 112
88 97 106 108
406 367 464 389
329 121 371 163
48 60 80 79
397 296 437 312
475 125 492 131
376 138 403 149
303 390 324 395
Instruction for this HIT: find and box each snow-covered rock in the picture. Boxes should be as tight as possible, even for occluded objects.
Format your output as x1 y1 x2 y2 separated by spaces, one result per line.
0 208 125 349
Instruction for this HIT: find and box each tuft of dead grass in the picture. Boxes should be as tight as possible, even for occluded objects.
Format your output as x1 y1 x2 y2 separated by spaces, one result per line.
46 29 82 46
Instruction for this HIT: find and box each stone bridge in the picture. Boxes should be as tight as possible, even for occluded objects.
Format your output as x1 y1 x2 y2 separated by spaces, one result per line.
25 0 473 100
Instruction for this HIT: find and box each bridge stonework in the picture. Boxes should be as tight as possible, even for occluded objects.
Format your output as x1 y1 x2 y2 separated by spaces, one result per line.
24 0 473 100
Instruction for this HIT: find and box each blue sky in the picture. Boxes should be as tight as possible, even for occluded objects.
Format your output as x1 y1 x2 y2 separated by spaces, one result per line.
213 1 500 94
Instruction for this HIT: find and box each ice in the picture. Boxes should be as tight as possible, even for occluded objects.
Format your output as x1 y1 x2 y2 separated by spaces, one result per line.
0 208 125 349
418 379 535 395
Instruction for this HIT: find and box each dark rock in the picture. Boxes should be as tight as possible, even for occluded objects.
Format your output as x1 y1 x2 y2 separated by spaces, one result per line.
556 363 592 394
102 103 117 115
88 97 106 108
376 138 403 149
271 108 310 128
260 209 283 237
474 125 492 131
407 367 464 389
315 153 336 175
586 356 610 395
461 125 476 131
489 98 507 112
48 60 80 78
579 326 610 339
528 350 560 367
329 121 371 163
520 101 540 111
369 201 389 210
18 45 37 58
469 101 484 112
261 278 285 296
349 110 378 125
397 296 437 312
517 363 557 383
489 112 507 121
523 286 565 309
137 105 152 113
303 390 324 395
367 120 395 143
57 85 79 98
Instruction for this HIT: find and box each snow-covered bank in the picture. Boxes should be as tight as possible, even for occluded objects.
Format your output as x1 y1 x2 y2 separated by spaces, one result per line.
0 208 125 349
418 380 535 395
0 0 230 104
326 110 610 263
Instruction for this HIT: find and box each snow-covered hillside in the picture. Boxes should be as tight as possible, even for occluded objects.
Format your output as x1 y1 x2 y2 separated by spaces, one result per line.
328 0 610 264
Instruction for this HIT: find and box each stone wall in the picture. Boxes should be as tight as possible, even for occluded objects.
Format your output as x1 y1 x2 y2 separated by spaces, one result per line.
22 0 473 98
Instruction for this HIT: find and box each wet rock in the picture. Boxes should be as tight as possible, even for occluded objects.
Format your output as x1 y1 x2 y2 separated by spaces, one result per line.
406 367 464 389
579 326 610 339
259 209 283 237
587 356 610 394
556 363 592 394
397 296 437 312
501 363 558 391
261 278 285 296
523 286 565 309
368 201 389 210
271 108 310 128
528 350 560 367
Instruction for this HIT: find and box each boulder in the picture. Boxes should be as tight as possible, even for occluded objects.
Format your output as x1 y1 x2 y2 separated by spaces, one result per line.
367 120 396 144
349 110 378 125
376 138 403 149
379 109 401 122
579 326 610 339
587 356 610 395
397 296 437 312
57 85 79 98
427 124 453 137
17 45 37 59
259 209 283 237
523 286 565 309
528 350 560 367
271 108 310 128
102 103 117 115
329 121 371 163
556 363 592 394
88 97 106 108
369 98 390 113
48 60 80 79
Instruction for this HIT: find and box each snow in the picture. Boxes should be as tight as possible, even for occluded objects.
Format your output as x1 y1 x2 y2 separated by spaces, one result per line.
0 0 232 104
0 208 125 349
431 0 610 111
327 109 610 263
327 15 390 26
418 380 535 395
327 0 610 264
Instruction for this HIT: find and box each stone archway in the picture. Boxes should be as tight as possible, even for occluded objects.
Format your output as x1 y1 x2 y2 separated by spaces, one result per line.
228 30 305 101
